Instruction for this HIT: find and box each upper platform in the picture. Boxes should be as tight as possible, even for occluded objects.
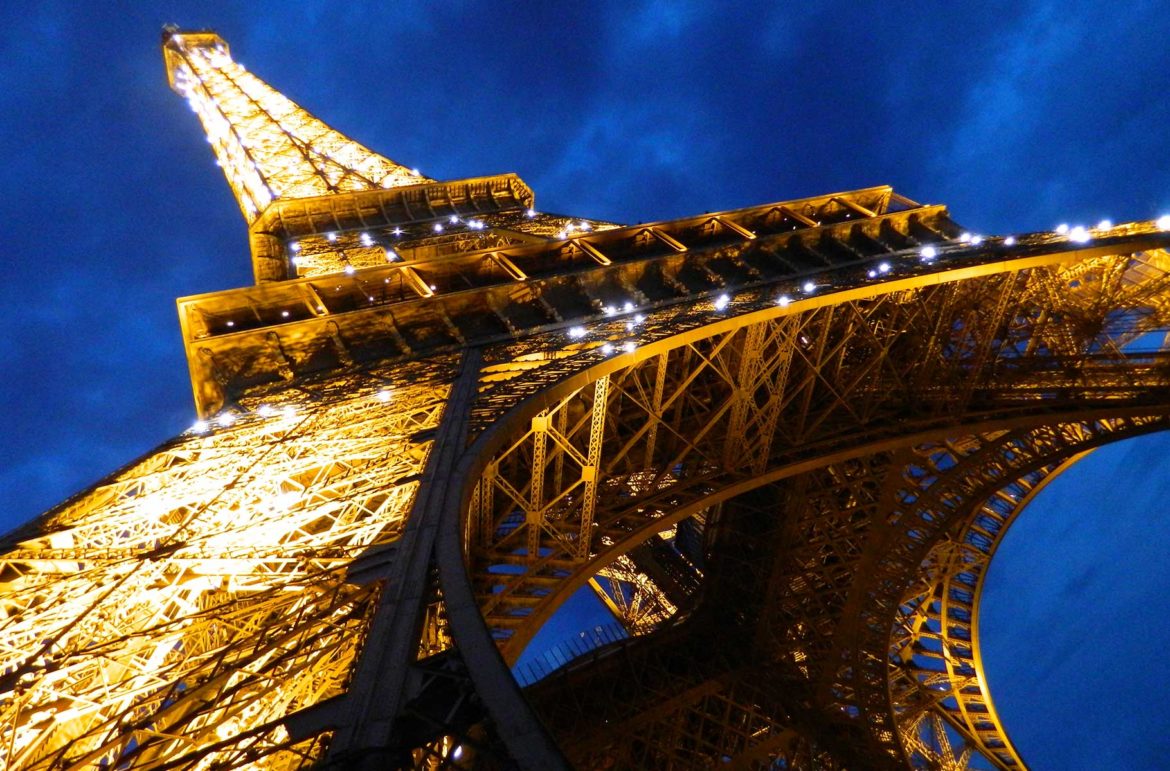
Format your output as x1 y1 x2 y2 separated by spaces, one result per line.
164 28 609 284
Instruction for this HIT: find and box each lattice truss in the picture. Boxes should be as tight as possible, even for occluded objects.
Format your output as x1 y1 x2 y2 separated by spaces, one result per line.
0 360 451 770
465 245 1170 767
767 416 1170 769
886 438 1098 770
164 32 431 221
527 647 841 770
589 550 680 635
518 419 1170 770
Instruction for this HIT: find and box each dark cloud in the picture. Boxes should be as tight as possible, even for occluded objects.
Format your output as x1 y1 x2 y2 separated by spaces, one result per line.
3 3 1170 767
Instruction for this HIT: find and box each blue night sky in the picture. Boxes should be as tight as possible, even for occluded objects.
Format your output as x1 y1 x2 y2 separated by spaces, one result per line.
2 3 1169 768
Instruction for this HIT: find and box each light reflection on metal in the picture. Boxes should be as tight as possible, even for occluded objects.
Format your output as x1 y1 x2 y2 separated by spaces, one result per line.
164 31 430 222
469 245 1170 768
0 366 451 768
4 24 1170 771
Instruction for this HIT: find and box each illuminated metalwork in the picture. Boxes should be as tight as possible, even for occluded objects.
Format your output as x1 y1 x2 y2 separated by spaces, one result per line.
464 241 1170 768
3 28 1170 770
164 30 431 220
0 361 451 768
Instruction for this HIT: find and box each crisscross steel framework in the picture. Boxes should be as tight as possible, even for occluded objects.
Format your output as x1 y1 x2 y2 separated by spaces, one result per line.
466 244 1170 768
2 28 1170 771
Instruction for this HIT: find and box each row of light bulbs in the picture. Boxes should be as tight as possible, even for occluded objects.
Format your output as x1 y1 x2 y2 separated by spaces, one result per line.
288 211 518 267
555 213 1170 361
202 214 1170 430
190 388 395 435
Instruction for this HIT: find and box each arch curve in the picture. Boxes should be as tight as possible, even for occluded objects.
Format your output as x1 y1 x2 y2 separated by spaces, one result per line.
439 243 1170 768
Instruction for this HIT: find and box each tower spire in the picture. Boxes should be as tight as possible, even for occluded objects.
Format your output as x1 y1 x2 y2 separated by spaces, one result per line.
162 28 549 285
163 30 431 223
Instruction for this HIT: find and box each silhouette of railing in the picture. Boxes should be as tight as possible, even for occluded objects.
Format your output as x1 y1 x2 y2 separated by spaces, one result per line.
513 622 630 687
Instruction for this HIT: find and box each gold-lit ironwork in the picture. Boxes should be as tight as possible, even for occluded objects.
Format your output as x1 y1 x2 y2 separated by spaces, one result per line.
0 361 452 769
465 242 1170 767
164 31 431 221
2 27 1170 770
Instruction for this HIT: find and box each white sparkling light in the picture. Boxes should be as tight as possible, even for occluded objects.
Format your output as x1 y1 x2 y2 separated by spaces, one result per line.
281 310 290 318
623 301 635 313
257 404 276 417
1157 215 1170 230
601 343 614 354
970 235 983 245
344 265 356 275
959 232 972 243
1055 223 1069 234
376 389 392 402
777 295 791 307
191 420 210 434
878 262 891 273
568 326 587 339
920 246 937 259
1068 226 1091 243
385 249 398 261
290 241 301 252
622 341 636 353
326 232 337 242
1004 236 1016 246
526 208 537 218
802 281 816 293
433 223 444 233
226 320 235 327
714 294 731 310
1096 219 1113 230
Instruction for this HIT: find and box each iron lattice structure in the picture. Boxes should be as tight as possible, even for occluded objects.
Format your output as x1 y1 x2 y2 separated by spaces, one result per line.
2 27 1169 770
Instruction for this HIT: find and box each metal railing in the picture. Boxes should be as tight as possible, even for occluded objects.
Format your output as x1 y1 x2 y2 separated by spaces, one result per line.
513 622 630 687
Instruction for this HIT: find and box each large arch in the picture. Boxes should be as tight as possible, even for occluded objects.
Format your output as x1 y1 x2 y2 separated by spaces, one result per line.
438 238 1170 768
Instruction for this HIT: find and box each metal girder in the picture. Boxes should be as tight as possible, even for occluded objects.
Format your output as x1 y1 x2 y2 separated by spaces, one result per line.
176 183 949 415
0 358 454 769
456 241 1170 768
163 30 431 222
9 28 1170 771
514 416 1168 769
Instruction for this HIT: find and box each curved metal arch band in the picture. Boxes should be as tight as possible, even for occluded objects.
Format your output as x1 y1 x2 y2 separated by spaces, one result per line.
433 244 1170 768
891 448 1095 769
511 418 1170 768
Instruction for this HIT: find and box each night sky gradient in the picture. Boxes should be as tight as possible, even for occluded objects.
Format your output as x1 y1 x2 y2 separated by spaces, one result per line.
3 3 1170 768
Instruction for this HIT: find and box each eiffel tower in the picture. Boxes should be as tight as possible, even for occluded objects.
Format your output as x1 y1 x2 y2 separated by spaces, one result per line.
2 27 1169 770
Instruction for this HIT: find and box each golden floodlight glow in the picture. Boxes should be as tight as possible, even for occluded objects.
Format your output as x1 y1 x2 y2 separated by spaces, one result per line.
164 32 433 223
0 359 454 768
10 23 1170 771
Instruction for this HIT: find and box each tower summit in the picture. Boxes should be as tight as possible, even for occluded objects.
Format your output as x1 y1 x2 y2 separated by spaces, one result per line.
164 29 433 222
3 28 1170 770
